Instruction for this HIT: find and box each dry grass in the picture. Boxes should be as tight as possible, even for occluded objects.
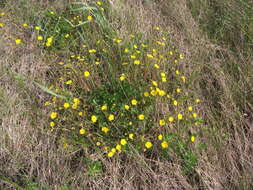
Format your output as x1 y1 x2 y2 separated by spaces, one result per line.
0 0 253 189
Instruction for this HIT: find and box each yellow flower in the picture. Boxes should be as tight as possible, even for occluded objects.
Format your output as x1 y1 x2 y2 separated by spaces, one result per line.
50 112 57 119
78 112 83 116
188 106 193 111
65 34 70 38
159 90 166 96
173 100 178 106
88 49 96 53
196 99 201 103
102 127 109 133
138 114 145 120
161 141 168 149
111 148 116 153
79 128 86 135
58 62 64 65
107 151 114 157
129 133 134 140
144 92 149 97
161 77 167 82
124 105 130 110
84 71 90 78
101 105 107 111
158 134 163 140
159 120 165 126
120 139 127 146
130 55 136 59
46 37 53 47
96 142 101 146
181 76 186 83
73 98 80 104
133 44 138 49
72 103 78 109
63 102 70 109
131 99 137 105
119 74 126 81
37 35 43 40
154 64 160 69
0 23 4 27
116 144 122 151
145 141 152 149
108 114 115 121
65 80 72 85
23 23 28 27
124 48 129 53
180 54 184 59
147 54 154 58
91 115 97 123
87 15 93 21
191 136 195 142
35 26 41 30
150 90 157 96
177 113 183 120
192 113 197 118
176 88 181 93
50 121 55 127
15 39 22 44
152 81 158 86
134 60 140 65
168 116 174 122
175 70 179 75
96 1 102 5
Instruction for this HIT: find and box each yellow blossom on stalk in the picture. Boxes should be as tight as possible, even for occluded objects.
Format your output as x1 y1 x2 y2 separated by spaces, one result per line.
63 102 70 109
168 116 174 122
87 15 93 21
102 127 109 133
129 133 134 140
0 12 5 16
72 103 78 109
151 90 157 96
96 142 101 146
144 92 149 97
73 98 80 104
191 136 196 142
79 128 86 135
159 120 165 126
173 100 178 106
107 151 114 157
37 35 43 40
162 77 167 82
180 54 184 59
124 104 130 110
65 34 70 38
111 148 116 153
133 44 138 49
88 49 96 53
91 115 97 123
159 90 166 96
196 99 201 103
160 72 166 77
134 60 140 65
175 70 180 75
78 112 83 116
178 113 183 120
120 139 127 146
181 76 186 83
108 114 115 121
188 106 193 111
147 54 154 58
46 37 53 47
65 80 72 85
119 74 126 81
101 105 107 111
58 62 64 65
152 81 158 86
176 88 181 93
138 114 145 120
15 39 22 44
154 64 160 69
50 112 57 119
161 141 169 149
130 55 136 59
116 144 122 151
158 134 163 140
35 26 41 30
131 99 137 105
193 113 197 118
23 23 28 27
145 141 152 149
50 121 55 127
124 48 129 53
0 23 4 27
44 101 50 106
84 71 90 78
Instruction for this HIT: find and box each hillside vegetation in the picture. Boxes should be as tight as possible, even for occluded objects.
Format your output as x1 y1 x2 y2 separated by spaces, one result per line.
0 0 252 189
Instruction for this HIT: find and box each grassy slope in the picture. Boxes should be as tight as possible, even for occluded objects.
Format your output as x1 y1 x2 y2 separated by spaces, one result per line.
0 0 252 189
